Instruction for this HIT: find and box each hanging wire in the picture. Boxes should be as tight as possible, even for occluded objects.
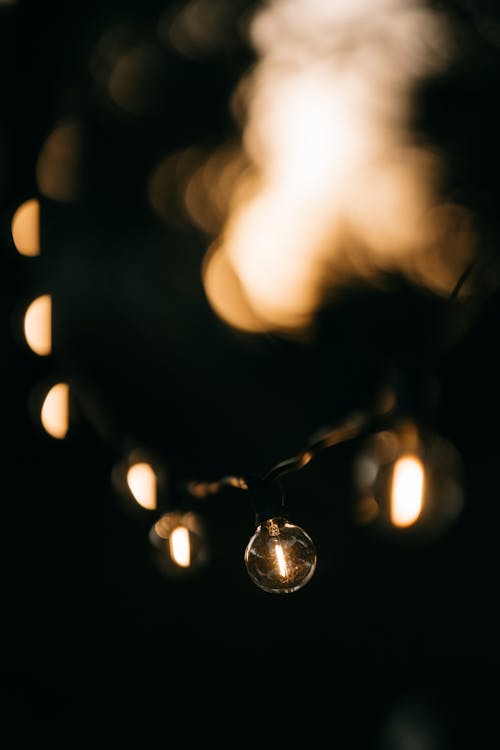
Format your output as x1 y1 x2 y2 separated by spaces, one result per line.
182 410 388 500
181 249 500 503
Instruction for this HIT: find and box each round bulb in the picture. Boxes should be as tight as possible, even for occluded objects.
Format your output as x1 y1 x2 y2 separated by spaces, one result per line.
149 511 208 578
244 516 317 594
353 419 464 543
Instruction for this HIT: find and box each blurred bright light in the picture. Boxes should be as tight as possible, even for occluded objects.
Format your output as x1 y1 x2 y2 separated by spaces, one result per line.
24 294 52 356
390 454 425 528
11 199 40 257
274 542 288 579
169 526 191 567
126 462 157 510
108 43 164 115
159 0 238 60
148 148 205 228
41 383 69 439
201 0 474 333
202 242 266 332
36 120 81 202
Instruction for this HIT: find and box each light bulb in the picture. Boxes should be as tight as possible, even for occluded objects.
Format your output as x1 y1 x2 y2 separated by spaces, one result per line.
244 516 317 594
110 448 168 517
149 511 208 578
353 419 464 543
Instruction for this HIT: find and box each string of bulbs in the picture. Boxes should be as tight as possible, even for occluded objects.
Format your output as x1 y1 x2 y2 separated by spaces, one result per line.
11 195 486 594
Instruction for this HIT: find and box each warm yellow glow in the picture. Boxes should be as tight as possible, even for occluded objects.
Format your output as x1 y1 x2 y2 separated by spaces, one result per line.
275 543 288 579
126 463 157 510
390 454 425 528
36 120 81 202
41 383 69 439
161 0 236 60
108 44 162 115
201 0 473 333
24 295 52 356
202 243 267 333
11 199 40 257
170 526 191 568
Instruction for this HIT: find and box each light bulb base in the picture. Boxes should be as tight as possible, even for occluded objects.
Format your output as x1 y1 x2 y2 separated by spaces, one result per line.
249 481 287 526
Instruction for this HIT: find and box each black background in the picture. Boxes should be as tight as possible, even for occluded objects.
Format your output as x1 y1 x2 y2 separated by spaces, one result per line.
2 1 500 747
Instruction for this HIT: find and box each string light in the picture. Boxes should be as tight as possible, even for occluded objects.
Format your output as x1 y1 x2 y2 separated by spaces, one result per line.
13 178 473 590
149 511 208 578
23 294 52 356
245 516 317 594
40 382 70 439
8 2 484 593
353 418 464 543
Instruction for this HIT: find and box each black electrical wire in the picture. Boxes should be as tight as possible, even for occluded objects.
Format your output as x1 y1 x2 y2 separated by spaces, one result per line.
180 253 488 503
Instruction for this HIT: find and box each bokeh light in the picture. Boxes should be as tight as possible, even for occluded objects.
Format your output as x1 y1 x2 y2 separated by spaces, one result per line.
126 462 157 510
36 120 82 202
40 382 69 439
149 511 208 577
23 294 52 356
158 0 241 60
11 199 40 257
111 448 168 514
353 420 464 543
199 0 476 333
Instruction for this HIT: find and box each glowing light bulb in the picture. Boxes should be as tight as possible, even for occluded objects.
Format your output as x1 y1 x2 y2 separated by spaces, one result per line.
126 462 157 510
353 420 464 542
40 382 69 439
390 454 424 528
169 526 191 568
149 512 208 577
24 295 52 356
11 199 40 257
244 516 317 594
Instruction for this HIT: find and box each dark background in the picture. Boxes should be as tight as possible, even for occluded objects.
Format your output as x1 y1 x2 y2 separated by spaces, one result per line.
2 1 500 747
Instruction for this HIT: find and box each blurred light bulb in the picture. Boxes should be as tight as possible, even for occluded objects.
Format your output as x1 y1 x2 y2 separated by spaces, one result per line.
11 199 40 257
169 525 191 567
244 516 317 594
354 420 464 542
149 511 208 577
40 382 69 439
126 462 157 510
390 454 424 528
24 294 52 356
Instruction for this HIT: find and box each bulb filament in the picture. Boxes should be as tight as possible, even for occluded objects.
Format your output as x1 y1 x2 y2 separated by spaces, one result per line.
170 526 191 567
390 454 425 528
274 542 288 580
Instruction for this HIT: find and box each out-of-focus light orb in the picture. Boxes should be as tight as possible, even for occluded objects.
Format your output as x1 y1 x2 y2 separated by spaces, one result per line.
202 243 267 333
390 454 425 528
199 0 475 335
36 120 81 202
379 694 445 750
184 143 247 236
159 0 239 60
147 148 204 229
149 511 208 577
41 383 69 439
11 199 40 257
245 516 317 594
126 462 157 510
108 43 166 115
111 449 167 514
353 420 464 543
23 294 52 356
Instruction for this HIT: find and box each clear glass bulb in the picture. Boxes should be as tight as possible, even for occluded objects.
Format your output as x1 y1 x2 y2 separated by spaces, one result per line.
149 511 208 577
353 419 464 543
244 516 317 594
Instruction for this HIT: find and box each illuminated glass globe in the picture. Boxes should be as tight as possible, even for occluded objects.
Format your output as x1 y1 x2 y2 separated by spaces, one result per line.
149 511 208 577
353 419 464 543
244 516 317 594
